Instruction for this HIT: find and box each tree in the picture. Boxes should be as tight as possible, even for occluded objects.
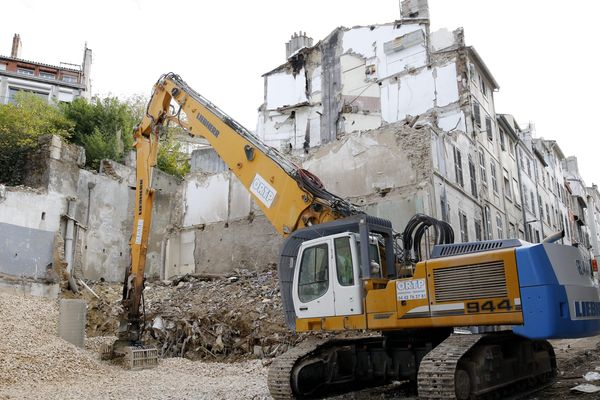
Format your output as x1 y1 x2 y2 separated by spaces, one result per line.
61 96 136 170
0 92 73 184
157 127 191 178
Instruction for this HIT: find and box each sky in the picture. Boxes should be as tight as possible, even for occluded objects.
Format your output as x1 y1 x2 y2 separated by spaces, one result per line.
1 0 599 186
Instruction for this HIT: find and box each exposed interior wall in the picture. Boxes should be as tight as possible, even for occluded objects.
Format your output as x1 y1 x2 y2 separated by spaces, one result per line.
0 135 181 283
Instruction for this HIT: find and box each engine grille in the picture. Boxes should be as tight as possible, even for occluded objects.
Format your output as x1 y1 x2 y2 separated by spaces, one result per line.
433 261 507 302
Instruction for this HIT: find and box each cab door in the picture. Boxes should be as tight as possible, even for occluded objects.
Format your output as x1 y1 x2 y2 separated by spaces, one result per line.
332 235 363 316
292 238 335 318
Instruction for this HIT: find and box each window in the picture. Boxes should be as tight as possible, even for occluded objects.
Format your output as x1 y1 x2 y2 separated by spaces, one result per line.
298 244 329 303
541 171 546 188
62 74 77 83
512 179 521 206
474 219 482 241
473 102 481 128
453 146 464 187
503 170 511 200
530 191 536 215
334 237 354 286
535 230 541 243
527 225 533 242
523 186 529 209
7 87 48 103
486 117 493 141
440 197 448 222
484 206 492 240
538 196 544 219
17 67 34 76
509 223 516 239
500 129 506 151
479 150 487 185
468 156 477 198
0 63 6 71
490 162 498 194
545 204 551 224
509 139 515 156
39 71 56 80
459 212 469 243
526 158 531 177
480 76 487 97
496 212 504 239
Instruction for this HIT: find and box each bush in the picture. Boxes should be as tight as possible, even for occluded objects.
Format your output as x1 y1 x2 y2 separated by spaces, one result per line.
0 93 73 184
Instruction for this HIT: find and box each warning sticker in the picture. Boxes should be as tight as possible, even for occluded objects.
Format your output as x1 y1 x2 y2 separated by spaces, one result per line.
396 279 427 300
135 219 144 245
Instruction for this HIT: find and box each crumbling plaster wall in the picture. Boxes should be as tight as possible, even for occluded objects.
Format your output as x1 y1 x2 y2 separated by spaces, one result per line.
0 136 84 280
75 159 181 281
258 20 468 154
0 135 181 283
303 123 436 229
172 147 280 276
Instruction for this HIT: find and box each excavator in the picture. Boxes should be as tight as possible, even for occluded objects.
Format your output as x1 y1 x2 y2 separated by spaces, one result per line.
105 73 600 399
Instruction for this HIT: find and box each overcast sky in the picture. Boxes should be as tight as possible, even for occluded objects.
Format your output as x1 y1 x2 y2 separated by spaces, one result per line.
2 0 598 186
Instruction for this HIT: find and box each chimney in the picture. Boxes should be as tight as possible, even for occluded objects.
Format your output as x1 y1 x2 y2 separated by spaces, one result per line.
285 31 313 59
400 0 430 20
81 43 93 100
11 34 22 58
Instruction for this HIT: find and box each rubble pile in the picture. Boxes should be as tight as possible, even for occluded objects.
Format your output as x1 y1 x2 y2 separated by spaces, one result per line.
85 265 308 361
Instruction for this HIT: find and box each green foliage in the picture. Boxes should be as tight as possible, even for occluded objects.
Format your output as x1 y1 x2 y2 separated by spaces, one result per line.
0 92 191 184
61 96 136 170
0 93 73 184
157 127 191 178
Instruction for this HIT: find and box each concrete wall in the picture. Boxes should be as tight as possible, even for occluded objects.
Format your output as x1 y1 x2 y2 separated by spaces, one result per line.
0 135 181 283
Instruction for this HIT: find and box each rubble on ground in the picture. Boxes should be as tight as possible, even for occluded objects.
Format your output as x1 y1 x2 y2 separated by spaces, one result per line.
84 264 321 361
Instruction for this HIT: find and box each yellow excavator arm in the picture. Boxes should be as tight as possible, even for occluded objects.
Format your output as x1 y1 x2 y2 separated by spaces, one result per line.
117 73 356 359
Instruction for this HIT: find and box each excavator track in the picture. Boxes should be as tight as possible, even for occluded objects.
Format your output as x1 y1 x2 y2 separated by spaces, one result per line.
417 333 482 399
268 339 328 399
418 332 556 400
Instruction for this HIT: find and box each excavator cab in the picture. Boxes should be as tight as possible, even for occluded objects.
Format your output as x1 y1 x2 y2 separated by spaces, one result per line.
293 233 364 319
279 214 396 330
292 232 385 319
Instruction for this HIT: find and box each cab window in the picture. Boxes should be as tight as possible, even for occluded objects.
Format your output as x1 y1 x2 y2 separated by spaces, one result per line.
335 237 354 286
298 244 329 302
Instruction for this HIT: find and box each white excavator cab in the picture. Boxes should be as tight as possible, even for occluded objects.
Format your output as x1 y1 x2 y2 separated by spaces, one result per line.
291 233 381 319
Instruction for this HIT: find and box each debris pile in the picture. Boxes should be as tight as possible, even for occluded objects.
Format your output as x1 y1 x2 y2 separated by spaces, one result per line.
85 265 312 361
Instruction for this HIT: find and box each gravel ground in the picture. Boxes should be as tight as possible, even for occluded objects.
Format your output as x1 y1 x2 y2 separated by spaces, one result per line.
0 292 270 400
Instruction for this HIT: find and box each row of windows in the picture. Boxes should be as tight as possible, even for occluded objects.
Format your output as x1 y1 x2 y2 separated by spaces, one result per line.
14 66 78 83
451 201 573 245
452 206 503 243
518 148 569 204
454 146 519 204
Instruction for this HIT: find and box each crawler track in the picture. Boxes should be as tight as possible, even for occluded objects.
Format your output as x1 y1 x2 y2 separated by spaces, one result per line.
267 339 327 399
417 333 482 399
418 332 556 400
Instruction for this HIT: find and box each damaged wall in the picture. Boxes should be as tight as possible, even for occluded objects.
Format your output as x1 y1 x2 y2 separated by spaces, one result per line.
0 136 83 280
0 135 181 283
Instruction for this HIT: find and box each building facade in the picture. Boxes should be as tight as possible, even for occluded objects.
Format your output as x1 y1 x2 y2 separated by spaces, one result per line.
0 34 92 104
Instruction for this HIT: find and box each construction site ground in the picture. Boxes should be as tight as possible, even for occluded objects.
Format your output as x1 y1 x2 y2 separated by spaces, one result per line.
2 266 600 399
